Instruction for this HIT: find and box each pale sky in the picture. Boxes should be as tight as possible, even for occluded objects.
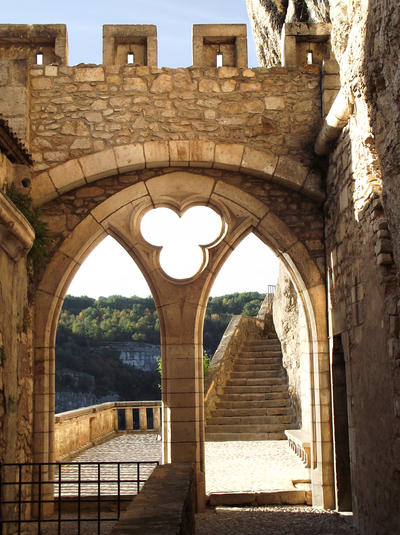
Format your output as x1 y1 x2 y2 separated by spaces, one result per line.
67 233 279 298
2 1 258 67
4 1 279 297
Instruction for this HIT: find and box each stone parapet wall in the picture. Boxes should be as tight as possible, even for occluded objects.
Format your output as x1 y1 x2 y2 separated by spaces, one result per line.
325 126 398 528
205 315 262 420
25 64 321 173
54 402 117 461
0 185 34 467
112 463 195 535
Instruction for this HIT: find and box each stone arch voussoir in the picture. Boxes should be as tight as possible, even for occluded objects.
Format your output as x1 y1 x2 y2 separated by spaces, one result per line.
31 141 324 207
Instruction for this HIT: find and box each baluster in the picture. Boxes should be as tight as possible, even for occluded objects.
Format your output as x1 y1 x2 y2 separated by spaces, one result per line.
125 408 133 431
139 408 147 431
153 407 161 432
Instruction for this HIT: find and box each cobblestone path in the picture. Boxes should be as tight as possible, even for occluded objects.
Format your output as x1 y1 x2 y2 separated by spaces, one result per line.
39 434 358 534
196 506 358 535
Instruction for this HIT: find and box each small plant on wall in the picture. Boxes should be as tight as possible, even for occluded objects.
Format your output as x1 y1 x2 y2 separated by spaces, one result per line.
6 185 53 276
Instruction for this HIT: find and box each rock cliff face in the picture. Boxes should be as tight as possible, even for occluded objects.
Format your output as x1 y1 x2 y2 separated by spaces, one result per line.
247 0 400 532
246 0 330 66
272 263 310 432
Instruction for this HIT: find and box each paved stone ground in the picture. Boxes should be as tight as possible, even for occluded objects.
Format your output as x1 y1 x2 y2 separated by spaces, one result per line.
205 439 310 493
37 434 358 534
196 506 359 535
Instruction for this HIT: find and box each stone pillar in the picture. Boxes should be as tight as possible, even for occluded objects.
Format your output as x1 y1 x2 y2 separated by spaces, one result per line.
159 298 206 509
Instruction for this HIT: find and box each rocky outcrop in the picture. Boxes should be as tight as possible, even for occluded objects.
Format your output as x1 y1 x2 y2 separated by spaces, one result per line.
272 263 309 428
246 0 330 66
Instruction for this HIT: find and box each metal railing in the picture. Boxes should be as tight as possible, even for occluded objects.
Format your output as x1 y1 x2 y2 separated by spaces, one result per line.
0 460 159 535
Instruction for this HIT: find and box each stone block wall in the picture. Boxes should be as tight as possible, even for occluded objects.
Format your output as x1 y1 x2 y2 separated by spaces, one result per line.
0 59 29 143
23 64 322 174
0 156 34 469
246 1 400 530
54 402 118 460
325 124 398 529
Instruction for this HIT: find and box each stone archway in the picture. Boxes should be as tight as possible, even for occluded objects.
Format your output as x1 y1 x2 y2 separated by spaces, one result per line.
32 159 331 510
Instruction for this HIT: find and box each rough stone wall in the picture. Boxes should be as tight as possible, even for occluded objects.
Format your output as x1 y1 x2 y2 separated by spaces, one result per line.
273 263 309 430
325 124 398 532
37 166 325 284
25 64 321 173
0 59 29 143
0 157 34 467
246 0 330 66
247 0 400 531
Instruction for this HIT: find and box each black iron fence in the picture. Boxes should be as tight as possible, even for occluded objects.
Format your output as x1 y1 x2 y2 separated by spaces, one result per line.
0 460 159 534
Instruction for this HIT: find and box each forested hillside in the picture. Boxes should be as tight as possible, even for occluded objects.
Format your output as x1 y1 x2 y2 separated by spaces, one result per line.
56 292 265 410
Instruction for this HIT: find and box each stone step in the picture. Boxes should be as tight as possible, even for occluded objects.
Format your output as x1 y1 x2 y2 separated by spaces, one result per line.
206 422 298 434
224 379 287 395
234 358 282 367
219 389 289 400
242 343 281 350
211 406 295 417
230 369 284 379
207 414 296 426
243 338 279 346
226 379 287 389
215 397 290 409
240 350 282 358
206 432 287 441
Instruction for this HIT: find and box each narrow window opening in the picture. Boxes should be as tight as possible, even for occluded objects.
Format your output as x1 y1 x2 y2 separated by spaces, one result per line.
127 52 135 64
307 50 313 65
36 52 44 65
216 53 223 68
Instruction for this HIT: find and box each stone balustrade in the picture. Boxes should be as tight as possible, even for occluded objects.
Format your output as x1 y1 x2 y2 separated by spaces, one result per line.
54 400 161 461
285 429 311 468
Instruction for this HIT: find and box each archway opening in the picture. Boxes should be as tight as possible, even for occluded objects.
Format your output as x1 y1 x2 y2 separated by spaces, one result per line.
54 235 162 463
203 233 312 499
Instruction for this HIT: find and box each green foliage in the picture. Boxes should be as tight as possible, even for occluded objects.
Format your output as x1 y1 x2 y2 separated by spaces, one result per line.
203 350 211 377
56 329 160 400
6 185 53 273
204 292 265 354
59 295 160 344
56 291 265 401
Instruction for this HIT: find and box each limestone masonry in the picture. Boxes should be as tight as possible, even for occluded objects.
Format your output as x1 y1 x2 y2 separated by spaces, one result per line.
0 8 399 535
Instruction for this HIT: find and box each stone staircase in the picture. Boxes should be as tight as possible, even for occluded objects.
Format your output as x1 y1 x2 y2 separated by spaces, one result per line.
206 336 298 441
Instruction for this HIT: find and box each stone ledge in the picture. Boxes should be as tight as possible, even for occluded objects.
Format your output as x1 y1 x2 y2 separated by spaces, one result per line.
208 489 311 506
0 191 34 260
111 463 195 535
